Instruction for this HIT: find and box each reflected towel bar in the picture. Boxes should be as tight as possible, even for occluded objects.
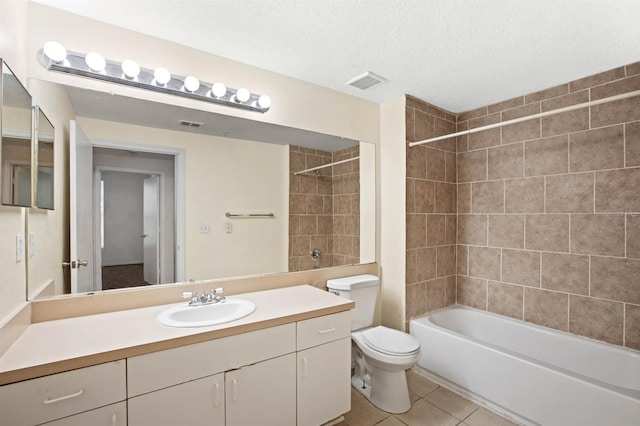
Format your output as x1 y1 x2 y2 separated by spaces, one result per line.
225 212 275 218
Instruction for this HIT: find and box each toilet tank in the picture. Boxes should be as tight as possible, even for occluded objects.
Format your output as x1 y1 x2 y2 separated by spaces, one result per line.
326 274 379 331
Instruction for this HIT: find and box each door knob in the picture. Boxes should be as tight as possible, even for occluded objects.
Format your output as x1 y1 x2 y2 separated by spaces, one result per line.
62 260 89 269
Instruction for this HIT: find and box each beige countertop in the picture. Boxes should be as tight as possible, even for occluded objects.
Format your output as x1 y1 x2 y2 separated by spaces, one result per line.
0 285 354 385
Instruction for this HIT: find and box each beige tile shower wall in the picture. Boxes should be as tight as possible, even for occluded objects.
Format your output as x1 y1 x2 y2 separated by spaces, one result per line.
456 61 640 351
405 97 458 329
288 145 361 271
332 145 360 266
289 146 334 271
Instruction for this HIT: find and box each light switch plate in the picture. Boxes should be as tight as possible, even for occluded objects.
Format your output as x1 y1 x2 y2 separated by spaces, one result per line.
16 234 24 262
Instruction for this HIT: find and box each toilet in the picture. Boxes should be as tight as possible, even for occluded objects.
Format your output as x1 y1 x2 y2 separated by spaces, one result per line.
327 274 420 414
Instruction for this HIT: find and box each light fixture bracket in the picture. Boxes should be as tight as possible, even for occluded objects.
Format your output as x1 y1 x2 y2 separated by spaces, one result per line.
37 49 270 113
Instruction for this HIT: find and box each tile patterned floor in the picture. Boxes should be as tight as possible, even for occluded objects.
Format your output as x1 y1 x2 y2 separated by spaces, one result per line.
338 370 518 426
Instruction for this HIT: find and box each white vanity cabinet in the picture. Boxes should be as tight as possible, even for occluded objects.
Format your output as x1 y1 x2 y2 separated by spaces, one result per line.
128 373 225 426
225 353 296 426
126 323 296 426
0 360 126 426
296 311 352 426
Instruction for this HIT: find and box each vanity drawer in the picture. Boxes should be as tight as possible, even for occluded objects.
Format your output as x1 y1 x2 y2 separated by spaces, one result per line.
297 311 351 350
128 323 295 397
0 360 126 426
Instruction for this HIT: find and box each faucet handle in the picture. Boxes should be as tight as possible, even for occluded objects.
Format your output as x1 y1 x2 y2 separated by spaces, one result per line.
213 288 225 302
182 292 199 304
214 288 224 294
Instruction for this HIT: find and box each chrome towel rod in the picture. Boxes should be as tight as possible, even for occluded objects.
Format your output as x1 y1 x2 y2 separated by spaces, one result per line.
294 156 359 175
225 212 275 218
409 89 640 147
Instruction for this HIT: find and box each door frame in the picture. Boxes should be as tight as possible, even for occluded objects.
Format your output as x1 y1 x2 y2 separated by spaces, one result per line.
89 139 185 283
94 166 166 290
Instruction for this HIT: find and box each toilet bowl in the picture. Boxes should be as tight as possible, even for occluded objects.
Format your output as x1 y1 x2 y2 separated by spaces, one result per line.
326 275 421 414
351 326 421 413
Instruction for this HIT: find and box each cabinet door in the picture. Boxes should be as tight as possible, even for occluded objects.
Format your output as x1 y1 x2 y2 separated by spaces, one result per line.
226 353 296 426
40 402 126 426
128 373 224 426
297 337 351 426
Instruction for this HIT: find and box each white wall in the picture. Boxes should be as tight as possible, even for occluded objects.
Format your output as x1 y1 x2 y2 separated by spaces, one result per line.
79 117 289 281
379 96 407 330
0 0 29 322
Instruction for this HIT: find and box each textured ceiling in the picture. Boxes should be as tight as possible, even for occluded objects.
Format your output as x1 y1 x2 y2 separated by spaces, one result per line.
32 0 640 113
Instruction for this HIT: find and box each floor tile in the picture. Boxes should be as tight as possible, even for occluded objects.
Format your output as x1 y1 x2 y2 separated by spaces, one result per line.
464 407 518 426
406 369 439 402
375 417 407 426
424 386 479 420
396 399 459 426
342 388 390 426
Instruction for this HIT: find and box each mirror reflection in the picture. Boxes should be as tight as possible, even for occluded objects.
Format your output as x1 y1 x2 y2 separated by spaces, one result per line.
35 108 54 210
1 61 33 207
60 86 375 297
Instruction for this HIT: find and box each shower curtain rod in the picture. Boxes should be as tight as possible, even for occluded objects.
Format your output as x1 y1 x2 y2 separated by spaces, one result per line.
294 156 360 175
409 89 640 148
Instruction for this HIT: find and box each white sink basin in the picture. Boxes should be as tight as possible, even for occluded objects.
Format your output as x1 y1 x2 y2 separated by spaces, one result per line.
157 299 256 327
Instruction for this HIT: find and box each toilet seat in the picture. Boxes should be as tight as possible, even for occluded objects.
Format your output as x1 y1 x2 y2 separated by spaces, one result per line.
362 326 420 356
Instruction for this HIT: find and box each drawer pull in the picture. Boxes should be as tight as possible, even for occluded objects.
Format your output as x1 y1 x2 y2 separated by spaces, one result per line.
43 388 84 405
318 327 336 334
111 413 117 426
301 357 308 377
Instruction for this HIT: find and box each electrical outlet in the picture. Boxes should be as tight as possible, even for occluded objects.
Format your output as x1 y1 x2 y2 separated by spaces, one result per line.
225 222 232 233
199 223 209 233
16 234 24 262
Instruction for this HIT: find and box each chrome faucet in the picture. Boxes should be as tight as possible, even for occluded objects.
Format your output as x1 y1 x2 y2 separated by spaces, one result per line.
182 288 225 306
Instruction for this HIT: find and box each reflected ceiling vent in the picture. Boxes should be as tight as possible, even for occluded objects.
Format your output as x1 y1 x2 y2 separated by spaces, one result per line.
179 120 203 128
346 71 387 91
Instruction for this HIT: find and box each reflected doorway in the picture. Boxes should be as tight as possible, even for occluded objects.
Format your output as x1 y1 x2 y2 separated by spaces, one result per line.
94 148 175 291
99 170 163 290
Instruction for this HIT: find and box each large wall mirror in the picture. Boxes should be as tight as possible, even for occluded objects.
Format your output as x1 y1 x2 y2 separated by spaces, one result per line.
42 84 375 298
1 60 33 207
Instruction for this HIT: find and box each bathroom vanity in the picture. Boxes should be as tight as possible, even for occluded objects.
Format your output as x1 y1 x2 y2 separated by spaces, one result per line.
0 285 354 426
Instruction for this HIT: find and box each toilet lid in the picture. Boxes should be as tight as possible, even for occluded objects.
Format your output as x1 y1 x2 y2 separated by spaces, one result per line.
362 326 420 356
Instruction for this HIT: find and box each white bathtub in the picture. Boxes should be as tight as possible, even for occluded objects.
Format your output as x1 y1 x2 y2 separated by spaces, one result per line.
410 305 640 426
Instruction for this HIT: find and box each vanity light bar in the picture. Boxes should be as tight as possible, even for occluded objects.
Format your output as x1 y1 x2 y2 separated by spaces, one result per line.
37 43 271 113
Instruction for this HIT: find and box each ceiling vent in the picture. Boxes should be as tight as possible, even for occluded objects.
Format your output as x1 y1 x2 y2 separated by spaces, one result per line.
346 71 387 91
179 120 203 128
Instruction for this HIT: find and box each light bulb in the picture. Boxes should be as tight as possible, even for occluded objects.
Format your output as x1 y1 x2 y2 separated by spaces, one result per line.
121 60 140 79
211 82 227 98
184 76 200 92
236 88 250 103
85 52 106 72
257 95 271 109
43 41 67 62
153 67 171 85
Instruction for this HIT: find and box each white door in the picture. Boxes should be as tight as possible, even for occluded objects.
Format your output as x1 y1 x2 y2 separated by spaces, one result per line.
143 175 160 284
69 121 95 293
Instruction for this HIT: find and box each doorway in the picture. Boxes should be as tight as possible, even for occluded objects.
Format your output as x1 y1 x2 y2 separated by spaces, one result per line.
99 170 162 290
